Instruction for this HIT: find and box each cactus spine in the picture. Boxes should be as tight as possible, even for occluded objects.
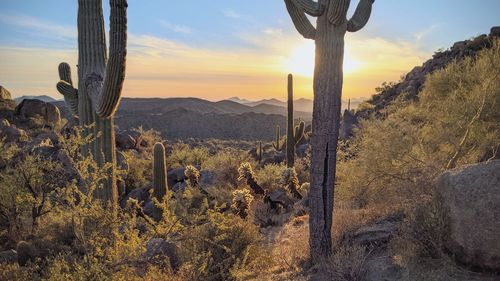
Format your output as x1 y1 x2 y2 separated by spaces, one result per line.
153 142 168 221
56 0 128 207
285 0 374 261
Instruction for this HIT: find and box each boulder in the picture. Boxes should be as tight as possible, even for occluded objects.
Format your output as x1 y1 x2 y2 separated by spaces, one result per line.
0 249 17 263
15 99 61 126
437 160 500 272
167 167 186 187
490 26 500 37
0 119 28 143
0 86 12 100
120 186 151 209
145 238 181 271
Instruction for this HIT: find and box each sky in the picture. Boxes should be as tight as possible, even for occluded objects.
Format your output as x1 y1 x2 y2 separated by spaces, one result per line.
0 0 499 101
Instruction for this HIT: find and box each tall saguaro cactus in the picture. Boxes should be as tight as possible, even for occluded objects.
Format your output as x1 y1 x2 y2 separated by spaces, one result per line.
56 0 128 206
286 74 296 167
284 0 374 261
153 142 168 221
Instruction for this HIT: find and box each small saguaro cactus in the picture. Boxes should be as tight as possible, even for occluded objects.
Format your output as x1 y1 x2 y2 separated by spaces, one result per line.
153 142 168 221
273 125 285 152
284 0 375 261
285 74 306 167
56 0 128 207
257 141 263 163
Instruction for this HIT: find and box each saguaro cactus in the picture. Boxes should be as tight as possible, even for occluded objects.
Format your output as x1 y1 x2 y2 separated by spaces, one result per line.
56 0 128 206
284 0 374 261
153 142 168 221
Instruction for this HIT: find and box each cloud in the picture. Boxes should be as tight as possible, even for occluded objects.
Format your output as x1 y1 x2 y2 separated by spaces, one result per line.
0 13 433 101
414 24 440 42
0 13 76 41
223 10 242 19
158 20 193 34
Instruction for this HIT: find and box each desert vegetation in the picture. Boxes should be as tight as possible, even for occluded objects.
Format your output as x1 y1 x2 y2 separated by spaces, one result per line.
0 0 499 281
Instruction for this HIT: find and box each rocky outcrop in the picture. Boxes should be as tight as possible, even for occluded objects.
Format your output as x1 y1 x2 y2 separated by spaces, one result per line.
0 118 28 143
15 99 61 127
144 238 181 271
0 86 16 118
437 160 500 272
356 29 499 121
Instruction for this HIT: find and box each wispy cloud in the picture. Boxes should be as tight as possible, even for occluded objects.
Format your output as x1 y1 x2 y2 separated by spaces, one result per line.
223 9 242 19
414 24 440 42
0 13 76 41
158 20 193 34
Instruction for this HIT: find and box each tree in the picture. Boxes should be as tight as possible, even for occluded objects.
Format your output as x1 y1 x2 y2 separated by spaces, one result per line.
284 0 375 261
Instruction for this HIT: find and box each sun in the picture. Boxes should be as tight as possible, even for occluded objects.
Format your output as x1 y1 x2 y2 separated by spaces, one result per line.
283 41 363 76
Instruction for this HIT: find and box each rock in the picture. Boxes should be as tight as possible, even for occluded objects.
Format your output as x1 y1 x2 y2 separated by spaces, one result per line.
199 170 215 188
15 99 61 126
490 26 500 37
0 249 17 263
0 119 28 143
0 86 12 100
172 182 186 192
145 238 181 271
437 160 500 272
350 220 398 248
167 167 186 187
265 188 294 210
116 131 136 150
120 186 151 209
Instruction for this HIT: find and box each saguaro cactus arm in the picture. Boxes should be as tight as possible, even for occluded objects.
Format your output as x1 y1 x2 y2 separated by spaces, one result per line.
290 0 325 16
347 0 375 32
285 0 317 39
56 63 79 116
96 0 128 118
328 0 351 26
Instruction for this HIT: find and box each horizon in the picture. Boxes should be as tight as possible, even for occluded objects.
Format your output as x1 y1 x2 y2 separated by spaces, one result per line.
1 0 499 101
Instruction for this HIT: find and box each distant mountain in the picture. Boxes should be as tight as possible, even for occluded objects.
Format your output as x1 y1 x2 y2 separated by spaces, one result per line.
227 97 251 104
55 97 311 140
15 95 58 104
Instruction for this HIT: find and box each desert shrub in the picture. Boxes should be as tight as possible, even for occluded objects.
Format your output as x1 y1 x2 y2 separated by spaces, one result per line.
169 142 209 169
336 39 500 208
122 150 151 191
255 163 286 192
179 210 271 280
203 149 253 188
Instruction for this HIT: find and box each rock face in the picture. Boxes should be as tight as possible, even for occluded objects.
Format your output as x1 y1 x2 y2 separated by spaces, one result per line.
0 86 12 100
15 99 61 126
0 118 28 143
437 160 500 272
0 86 16 116
356 29 498 121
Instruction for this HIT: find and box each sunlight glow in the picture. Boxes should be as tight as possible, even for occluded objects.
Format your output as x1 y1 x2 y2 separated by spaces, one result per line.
283 41 363 76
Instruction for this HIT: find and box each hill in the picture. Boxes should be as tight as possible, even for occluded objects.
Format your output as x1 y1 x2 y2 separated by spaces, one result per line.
14 95 57 104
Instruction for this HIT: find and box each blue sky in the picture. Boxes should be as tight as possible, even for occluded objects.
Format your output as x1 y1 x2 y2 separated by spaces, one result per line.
0 0 499 100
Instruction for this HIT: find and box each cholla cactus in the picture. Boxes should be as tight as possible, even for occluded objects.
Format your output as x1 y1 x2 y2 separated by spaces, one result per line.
238 162 265 195
280 167 303 199
231 188 254 219
299 182 310 194
184 165 200 188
